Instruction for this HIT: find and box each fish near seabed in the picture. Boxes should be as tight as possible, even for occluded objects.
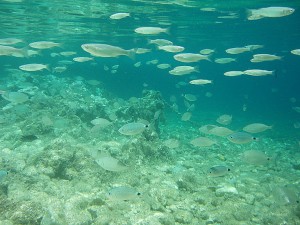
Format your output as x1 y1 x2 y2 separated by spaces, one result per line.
227 132 258 144
107 186 141 201
118 122 149 135
208 165 231 177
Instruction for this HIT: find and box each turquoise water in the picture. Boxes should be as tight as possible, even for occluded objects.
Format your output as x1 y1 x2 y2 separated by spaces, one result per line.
1 0 300 224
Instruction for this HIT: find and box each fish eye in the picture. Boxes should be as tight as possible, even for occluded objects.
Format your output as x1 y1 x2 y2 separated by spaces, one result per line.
137 192 141 196
227 168 231 171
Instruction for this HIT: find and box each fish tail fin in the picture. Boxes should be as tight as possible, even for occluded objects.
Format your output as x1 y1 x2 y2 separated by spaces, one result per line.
20 47 29 58
164 27 171 35
205 54 213 62
128 49 136 60
45 64 51 71
194 66 200 73
246 9 263 20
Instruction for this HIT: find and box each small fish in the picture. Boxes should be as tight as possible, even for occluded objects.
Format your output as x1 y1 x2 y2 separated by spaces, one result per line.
81 43 135 59
0 45 27 57
247 7 295 20
118 122 149 135
73 57 94 62
29 41 60 49
189 79 212 85
243 69 274 76
107 186 141 201
157 63 171 69
19 63 49 72
208 165 230 177
134 27 169 35
158 45 184 53
109 12 130 20
242 123 272 133
251 54 282 62
200 49 215 55
0 38 23 45
215 58 236 64
174 53 209 63
148 39 173 46
241 150 271 166
216 114 232 125
227 132 258 144
169 66 198 76
135 48 151 54
60 51 76 56
224 71 244 76
226 47 250 54
190 137 216 147
291 49 300 56
21 134 38 142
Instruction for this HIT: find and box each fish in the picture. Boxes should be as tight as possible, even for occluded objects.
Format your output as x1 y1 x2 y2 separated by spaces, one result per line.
169 66 198 76
19 63 49 72
241 150 270 166
216 114 232 125
214 58 236 64
73 57 94 62
181 112 192 121
2 91 29 104
227 132 258 144
0 38 23 45
245 44 264 50
189 79 212 85
52 66 67 73
243 69 274 76
247 7 295 20
81 43 135 59
157 63 171 69
134 62 141 67
135 48 151 54
91 118 111 127
148 39 173 46
209 126 234 137
134 27 169 35
107 186 141 201
109 12 130 20
190 137 216 147
20 134 38 142
0 170 8 182
0 45 27 57
94 152 127 172
29 41 60 49
224 71 244 76
158 45 185 53
226 47 250 54
272 184 300 205
174 53 210 63
118 122 149 135
199 124 219 134
60 51 76 56
163 139 180 148
208 165 230 177
242 123 272 133
200 49 215 55
291 49 300 56
183 94 197 101
250 54 282 63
